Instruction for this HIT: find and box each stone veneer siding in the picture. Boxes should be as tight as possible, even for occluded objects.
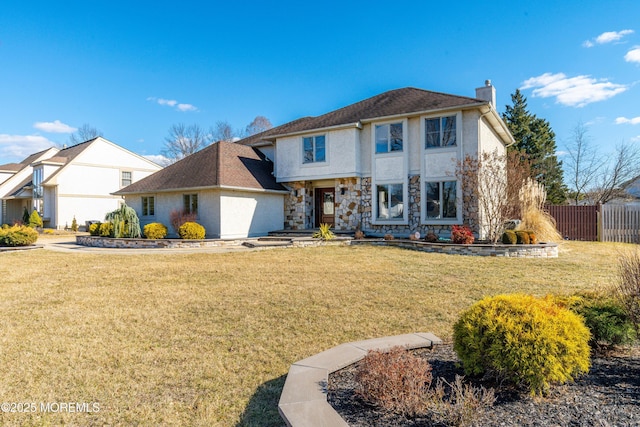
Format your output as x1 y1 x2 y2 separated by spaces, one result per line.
283 174 480 239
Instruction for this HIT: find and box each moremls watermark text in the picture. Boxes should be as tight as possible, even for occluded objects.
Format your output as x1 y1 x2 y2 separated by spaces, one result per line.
1 402 100 413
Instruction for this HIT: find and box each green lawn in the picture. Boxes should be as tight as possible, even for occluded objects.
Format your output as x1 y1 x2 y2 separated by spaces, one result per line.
0 241 631 426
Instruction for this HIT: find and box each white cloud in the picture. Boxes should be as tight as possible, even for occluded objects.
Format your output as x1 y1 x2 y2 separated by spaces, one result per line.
625 46 640 63
147 97 198 112
0 134 56 162
584 29 634 47
616 116 640 125
520 72 628 107
631 135 640 142
33 119 77 134
176 103 197 112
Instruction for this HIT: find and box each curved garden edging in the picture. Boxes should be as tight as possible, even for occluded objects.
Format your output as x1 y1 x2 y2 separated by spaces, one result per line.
278 332 442 427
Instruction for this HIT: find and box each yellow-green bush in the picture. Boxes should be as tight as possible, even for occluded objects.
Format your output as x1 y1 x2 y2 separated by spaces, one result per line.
143 222 168 239
28 209 43 228
515 230 530 244
178 221 205 239
0 225 39 246
501 230 517 244
89 222 100 236
99 222 114 237
453 294 590 395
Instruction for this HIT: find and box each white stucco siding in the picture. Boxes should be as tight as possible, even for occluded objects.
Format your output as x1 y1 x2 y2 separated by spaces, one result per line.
461 110 481 158
359 125 372 176
275 128 359 181
374 156 405 181
478 116 507 156
57 165 121 196
407 117 421 174
219 191 284 238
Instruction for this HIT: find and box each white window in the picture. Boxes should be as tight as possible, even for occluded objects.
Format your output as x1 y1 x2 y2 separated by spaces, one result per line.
303 135 326 163
376 184 404 220
425 181 457 219
142 196 155 217
375 122 403 153
425 116 457 148
121 171 132 187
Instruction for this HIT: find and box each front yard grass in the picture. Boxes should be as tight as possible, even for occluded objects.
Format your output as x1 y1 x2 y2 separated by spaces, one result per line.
0 241 630 425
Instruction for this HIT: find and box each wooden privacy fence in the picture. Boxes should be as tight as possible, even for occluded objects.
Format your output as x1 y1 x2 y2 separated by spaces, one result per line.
546 204 640 243
546 205 599 241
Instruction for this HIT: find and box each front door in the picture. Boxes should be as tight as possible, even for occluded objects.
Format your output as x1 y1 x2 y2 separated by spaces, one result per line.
315 188 335 227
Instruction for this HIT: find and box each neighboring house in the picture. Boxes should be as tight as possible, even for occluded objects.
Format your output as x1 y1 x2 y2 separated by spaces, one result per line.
0 137 161 229
114 141 288 239
238 81 514 239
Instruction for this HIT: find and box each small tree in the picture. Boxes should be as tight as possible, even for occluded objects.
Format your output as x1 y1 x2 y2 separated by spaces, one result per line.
104 204 141 238
28 209 43 228
169 209 197 235
457 151 509 243
71 216 78 232
22 207 30 225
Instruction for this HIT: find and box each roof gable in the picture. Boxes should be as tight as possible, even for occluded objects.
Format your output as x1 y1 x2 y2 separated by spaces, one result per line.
115 141 286 194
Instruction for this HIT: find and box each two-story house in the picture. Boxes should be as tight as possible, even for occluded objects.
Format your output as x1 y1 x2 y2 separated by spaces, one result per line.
240 81 513 238
0 137 161 229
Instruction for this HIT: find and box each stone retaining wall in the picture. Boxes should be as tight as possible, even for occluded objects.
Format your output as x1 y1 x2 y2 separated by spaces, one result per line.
76 235 245 249
351 239 558 258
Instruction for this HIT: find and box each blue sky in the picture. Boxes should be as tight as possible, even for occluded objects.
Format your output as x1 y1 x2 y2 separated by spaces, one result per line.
1 1 639 167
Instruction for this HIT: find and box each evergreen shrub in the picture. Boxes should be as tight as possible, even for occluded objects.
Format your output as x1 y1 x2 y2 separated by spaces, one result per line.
502 230 517 244
89 222 101 236
99 222 114 237
453 293 591 395
28 210 43 228
515 230 530 244
0 225 38 246
178 221 205 239
528 231 538 244
143 222 168 239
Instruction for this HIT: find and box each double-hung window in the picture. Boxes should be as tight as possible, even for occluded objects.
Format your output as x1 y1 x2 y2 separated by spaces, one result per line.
121 171 132 187
142 196 155 217
425 116 456 148
375 122 403 153
425 181 457 219
303 135 326 163
376 184 404 221
183 194 198 214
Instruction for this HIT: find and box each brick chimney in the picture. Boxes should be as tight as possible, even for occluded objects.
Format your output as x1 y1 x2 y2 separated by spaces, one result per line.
475 80 496 108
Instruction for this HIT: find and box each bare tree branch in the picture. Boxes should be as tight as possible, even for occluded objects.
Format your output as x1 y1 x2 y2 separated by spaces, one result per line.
161 123 212 163
68 124 103 146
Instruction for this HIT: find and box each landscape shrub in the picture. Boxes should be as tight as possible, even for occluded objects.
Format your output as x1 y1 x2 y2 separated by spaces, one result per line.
527 231 538 244
424 232 439 243
71 216 78 232
501 230 517 244
178 221 205 239
28 210 43 228
559 292 636 350
428 375 496 426
355 346 433 417
89 222 101 236
451 225 474 244
515 230 530 244
170 209 198 235
99 222 114 237
384 233 395 240
0 225 38 246
143 222 168 239
312 223 335 240
453 293 591 395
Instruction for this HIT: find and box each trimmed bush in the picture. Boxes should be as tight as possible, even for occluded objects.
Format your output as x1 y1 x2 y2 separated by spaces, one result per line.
0 225 38 246
528 231 538 244
99 222 114 237
453 294 591 395
143 222 168 239
28 210 43 228
451 225 474 244
178 221 205 239
89 222 101 236
515 230 530 244
561 293 636 350
355 346 433 417
501 230 517 244
424 232 439 243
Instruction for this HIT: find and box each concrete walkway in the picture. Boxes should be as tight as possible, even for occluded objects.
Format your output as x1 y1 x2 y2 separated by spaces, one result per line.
278 332 442 427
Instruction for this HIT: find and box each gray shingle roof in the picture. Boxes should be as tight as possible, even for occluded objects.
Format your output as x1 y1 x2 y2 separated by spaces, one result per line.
114 141 286 194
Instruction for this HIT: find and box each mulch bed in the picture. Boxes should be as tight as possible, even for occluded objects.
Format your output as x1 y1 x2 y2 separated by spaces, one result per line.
327 343 640 426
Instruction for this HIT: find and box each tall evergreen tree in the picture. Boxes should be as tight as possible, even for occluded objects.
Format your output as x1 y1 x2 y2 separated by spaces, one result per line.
502 90 567 204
